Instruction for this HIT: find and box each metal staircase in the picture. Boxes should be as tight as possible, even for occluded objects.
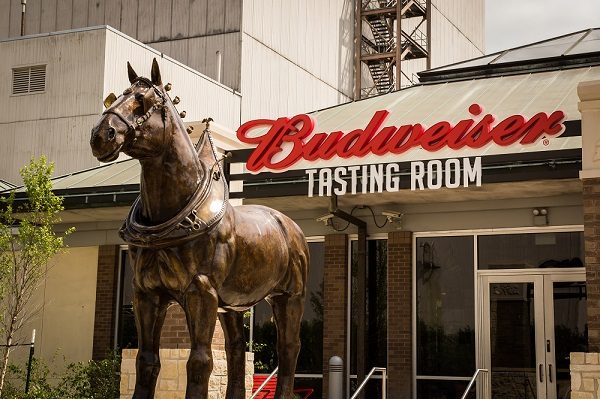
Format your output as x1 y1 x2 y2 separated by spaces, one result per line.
355 0 430 98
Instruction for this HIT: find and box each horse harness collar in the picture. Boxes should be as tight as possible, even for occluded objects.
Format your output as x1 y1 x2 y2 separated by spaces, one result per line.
119 110 229 248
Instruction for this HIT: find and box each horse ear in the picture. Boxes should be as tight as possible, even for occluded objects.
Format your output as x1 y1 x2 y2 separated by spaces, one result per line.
127 62 138 83
151 58 162 86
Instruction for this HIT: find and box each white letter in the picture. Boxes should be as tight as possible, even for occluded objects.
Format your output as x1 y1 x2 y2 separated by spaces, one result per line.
386 163 400 192
427 160 443 190
463 157 482 187
361 165 369 193
445 159 460 188
318 168 332 196
348 166 360 195
411 161 425 190
369 164 384 193
333 167 348 196
306 169 317 197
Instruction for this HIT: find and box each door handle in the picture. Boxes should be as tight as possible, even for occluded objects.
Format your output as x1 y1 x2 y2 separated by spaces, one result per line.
539 364 544 382
549 364 553 383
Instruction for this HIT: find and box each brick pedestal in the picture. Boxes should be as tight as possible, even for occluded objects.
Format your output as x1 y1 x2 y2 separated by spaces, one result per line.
322 234 348 398
120 349 254 399
387 231 413 399
570 352 600 398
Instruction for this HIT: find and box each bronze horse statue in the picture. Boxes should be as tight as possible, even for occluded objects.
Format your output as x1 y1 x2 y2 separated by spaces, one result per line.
90 59 309 399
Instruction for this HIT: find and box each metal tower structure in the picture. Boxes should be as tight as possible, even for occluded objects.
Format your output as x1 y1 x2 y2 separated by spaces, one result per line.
354 0 430 99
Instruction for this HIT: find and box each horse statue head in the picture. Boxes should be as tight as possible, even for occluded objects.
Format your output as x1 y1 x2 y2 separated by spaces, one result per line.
89 59 309 399
91 59 172 162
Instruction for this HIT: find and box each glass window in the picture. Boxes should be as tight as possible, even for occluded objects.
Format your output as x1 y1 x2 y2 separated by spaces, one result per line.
117 250 137 349
417 379 473 399
478 232 583 270
416 236 475 378
252 241 324 382
350 239 387 396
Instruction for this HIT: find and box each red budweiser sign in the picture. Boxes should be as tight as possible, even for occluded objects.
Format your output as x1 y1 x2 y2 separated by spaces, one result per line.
236 104 566 172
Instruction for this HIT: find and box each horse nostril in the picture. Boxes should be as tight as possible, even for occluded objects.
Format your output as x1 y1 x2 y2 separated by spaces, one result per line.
108 127 116 141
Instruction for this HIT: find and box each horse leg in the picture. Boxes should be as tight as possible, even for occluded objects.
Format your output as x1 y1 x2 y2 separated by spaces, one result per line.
182 275 219 399
132 290 169 399
218 311 246 399
268 293 304 399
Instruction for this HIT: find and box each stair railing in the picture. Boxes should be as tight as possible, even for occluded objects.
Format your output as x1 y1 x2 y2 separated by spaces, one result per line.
250 366 278 399
460 368 488 399
350 367 387 399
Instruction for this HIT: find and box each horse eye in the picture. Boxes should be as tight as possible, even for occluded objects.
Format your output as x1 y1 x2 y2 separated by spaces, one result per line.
135 93 144 103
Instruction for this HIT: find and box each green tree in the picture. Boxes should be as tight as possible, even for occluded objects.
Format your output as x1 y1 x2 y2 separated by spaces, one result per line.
0 157 73 395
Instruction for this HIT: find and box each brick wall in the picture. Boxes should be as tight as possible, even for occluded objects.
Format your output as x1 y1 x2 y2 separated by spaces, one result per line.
322 234 348 398
160 304 225 350
92 245 120 360
584 178 600 351
387 231 412 399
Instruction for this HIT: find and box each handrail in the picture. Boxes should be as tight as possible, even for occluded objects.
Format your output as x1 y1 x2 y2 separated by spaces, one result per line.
460 368 488 399
250 367 278 399
350 367 387 399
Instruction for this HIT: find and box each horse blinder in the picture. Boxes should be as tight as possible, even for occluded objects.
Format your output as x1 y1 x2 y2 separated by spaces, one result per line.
103 93 117 109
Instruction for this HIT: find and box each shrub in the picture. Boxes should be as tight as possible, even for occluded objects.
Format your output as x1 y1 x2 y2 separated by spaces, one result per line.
0 351 120 399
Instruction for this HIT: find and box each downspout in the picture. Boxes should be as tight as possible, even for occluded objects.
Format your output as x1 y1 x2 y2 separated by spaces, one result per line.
328 195 367 398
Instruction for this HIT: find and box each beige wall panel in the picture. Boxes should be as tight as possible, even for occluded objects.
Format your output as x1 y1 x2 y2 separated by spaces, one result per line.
240 34 351 121
9 0 21 36
0 0 11 38
104 29 242 130
207 0 225 34
0 29 105 123
40 0 58 32
13 247 99 366
136 0 154 42
104 0 121 29
171 0 189 38
24 0 42 35
188 0 207 37
153 0 172 41
87 0 106 26
187 35 207 75
72 0 89 28
170 38 189 66
222 32 240 90
119 0 137 37
224 0 241 31
430 7 484 69
241 0 354 98
0 115 102 182
288 195 582 237
55 0 73 31
149 39 170 55
431 0 485 53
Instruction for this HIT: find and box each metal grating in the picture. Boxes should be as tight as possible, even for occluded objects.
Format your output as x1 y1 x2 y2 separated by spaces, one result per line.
12 65 46 95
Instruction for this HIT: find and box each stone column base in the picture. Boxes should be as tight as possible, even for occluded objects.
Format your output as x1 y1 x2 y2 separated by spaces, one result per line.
571 352 600 398
120 349 254 399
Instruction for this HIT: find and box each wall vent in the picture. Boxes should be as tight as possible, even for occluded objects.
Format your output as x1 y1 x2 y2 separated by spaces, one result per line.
12 65 46 95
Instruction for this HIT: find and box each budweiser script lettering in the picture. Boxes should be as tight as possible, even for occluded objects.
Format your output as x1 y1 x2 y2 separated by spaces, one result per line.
236 104 566 172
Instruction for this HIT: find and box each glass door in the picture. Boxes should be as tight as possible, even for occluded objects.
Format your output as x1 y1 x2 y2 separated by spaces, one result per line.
479 272 586 399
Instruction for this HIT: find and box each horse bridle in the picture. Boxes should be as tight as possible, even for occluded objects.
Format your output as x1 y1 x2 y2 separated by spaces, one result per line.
102 77 167 140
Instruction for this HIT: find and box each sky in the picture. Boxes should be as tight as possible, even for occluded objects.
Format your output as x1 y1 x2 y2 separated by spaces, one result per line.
485 0 600 54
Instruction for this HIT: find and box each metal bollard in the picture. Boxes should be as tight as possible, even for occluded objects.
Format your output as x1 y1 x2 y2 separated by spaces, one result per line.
328 356 343 399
